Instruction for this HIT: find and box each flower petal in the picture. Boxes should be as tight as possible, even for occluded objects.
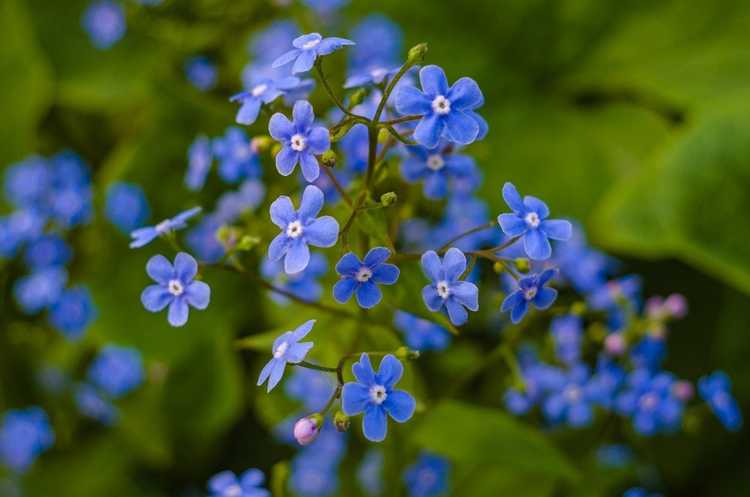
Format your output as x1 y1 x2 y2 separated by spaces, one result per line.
268 233 290 262
146 254 173 284
450 280 478 310
271 49 301 68
257 358 275 387
284 240 310 274
352 353 375 385
419 65 449 96
498 213 527 237
342 382 370 416
363 404 388 442
292 319 316 341
420 250 442 282
384 389 416 422
174 252 198 282
208 471 238 493
442 247 467 281
510 299 528 324
502 182 525 213
524 229 552 261
372 264 399 285
422 285 444 312
304 216 339 247
275 147 299 176
269 113 294 141
356 281 382 309
307 126 330 154
541 219 572 241
269 195 296 229
286 342 313 363
292 49 317 74
376 354 403 387
395 85 431 115
266 358 286 392
363 247 391 268
141 284 172 312
185 280 210 310
236 98 262 126
414 114 444 149
448 77 483 109
299 152 320 182
444 110 479 145
317 36 355 55
167 298 189 327
335 252 362 276
501 291 524 312
298 185 325 220
523 195 550 219
533 287 558 310
333 277 357 303
292 100 315 130
445 298 468 325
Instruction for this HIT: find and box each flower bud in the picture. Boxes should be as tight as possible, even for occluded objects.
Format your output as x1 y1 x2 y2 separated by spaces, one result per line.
349 88 367 107
665 293 688 319
395 346 420 361
270 143 282 157
251 136 273 153
514 258 530 272
333 410 350 432
216 225 240 249
604 333 626 356
570 301 587 316
493 261 504 274
321 150 337 168
673 380 694 401
293 414 322 446
377 128 390 144
407 43 429 64
236 235 261 251
380 192 397 207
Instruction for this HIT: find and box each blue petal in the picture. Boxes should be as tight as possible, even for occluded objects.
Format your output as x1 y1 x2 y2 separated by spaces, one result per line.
269 195 296 229
209 471 238 493
538 268 558 286
269 113 295 141
292 33 322 49
372 264 399 285
451 281 478 310
268 233 290 261
395 85 431 115
185 280 210 309
502 182 525 213
541 219 572 241
275 147 299 176
272 48 301 68
419 65 449 96
292 319 316 341
447 77 483 110
423 173 448 199
292 50 316 74
257 359 275 387
146 254 173 284
445 298 468 325
130 227 159 248
356 281 382 309
384 390 416 422
533 287 557 310
141 285 172 312
444 110 479 145
523 195 550 218
420 250 442 282
363 404 388 442
284 240 310 274
333 278 357 303
299 152 320 182
352 353 375 385
286 342 313 363
510 299 528 324
298 185 325 220
501 291 524 312
422 285 444 312
167 298 189 327
468 110 489 140
442 247 467 281
401 156 429 181
292 100 315 130
524 229 552 261
240 468 265 489
342 382 370 416
307 126 330 154
236 98 261 126
335 252 362 276
498 213 527 237
174 252 198 282
317 37 355 55
266 358 287 392
414 114 444 149
304 216 339 247
376 354 403 387
363 247 391 267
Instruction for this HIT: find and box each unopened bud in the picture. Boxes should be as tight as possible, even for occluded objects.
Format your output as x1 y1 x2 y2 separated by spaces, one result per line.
604 333 626 356
251 136 273 153
570 302 587 316
493 261 504 274
216 225 240 249
395 346 420 361
237 235 261 251
349 88 367 107
377 128 390 144
293 414 322 446
665 293 688 319
333 410 350 432
673 380 694 401
514 258 530 272
380 192 397 207
407 43 429 64
321 150 337 168
270 143 282 157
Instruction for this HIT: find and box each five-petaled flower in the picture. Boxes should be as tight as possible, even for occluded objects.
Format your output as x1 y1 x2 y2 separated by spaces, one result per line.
268 185 339 274
420 248 479 326
342 353 416 442
129 207 201 249
497 182 571 261
269 100 330 182
207 468 270 497
257 320 315 392
231 75 304 126
501 269 558 324
333 247 400 309
272 33 355 74
395 65 484 149
140 252 211 327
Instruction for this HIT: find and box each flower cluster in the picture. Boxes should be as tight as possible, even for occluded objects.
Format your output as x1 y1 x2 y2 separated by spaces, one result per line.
0 407 54 474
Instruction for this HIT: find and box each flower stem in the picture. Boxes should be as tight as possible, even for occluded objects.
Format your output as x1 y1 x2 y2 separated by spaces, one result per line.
373 60 416 124
321 165 353 207
314 60 362 120
294 361 338 373
436 221 498 252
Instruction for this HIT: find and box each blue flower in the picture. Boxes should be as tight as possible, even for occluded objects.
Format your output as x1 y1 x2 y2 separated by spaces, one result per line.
504 358 565 415
23 235 71 270
208 469 270 497
13 267 68 315
401 143 478 199
395 65 484 149
333 247 399 309
3 156 50 208
48 286 97 340
75 384 118 425
551 315 582 366
129 206 201 248
185 216 225 263
420 248 479 326
214 180 266 224
587 275 642 332
615 369 684 436
269 100 330 182
342 353 416 442
290 455 340 497
698 371 742 432
272 33 355 75
349 15 402 71
357 449 384 496
497 182 572 261
105 182 151 233
587 358 626 409
394 311 451 352
630 334 666 371
0 408 54 473
501 269 558 324
257 320 315 392
212 127 262 183
140 252 210 327
543 365 594 427
403 453 450 497
249 20 300 64
82 0 126 50
185 135 213 191
87 345 144 398
261 253 328 305
0 210 45 258
185 56 217 91
344 66 399 89
231 75 304 126
268 185 339 274
284 368 335 412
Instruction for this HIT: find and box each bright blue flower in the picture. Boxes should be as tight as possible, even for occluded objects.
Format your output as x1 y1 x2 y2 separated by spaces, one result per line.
501 269 558 323
261 253 328 305
543 364 595 427
105 182 151 233
342 353 416 442
140 252 210 327
0 407 54 473
394 311 451 352
403 453 450 497
504 359 565 415
231 75 305 126
395 65 484 148
268 185 339 274
272 33 354 75
185 56 217 91
214 180 266 224
87 345 144 398
23 234 72 270
357 449 384 496
0 209 46 258
551 315 582 366
186 216 225 263
185 135 213 191
284 368 335 411
623 488 663 497
333 247 399 309
596 444 633 468
420 248 479 326
3 156 50 208
401 143 478 199
269 100 330 182
129 206 201 248
349 15 402 71
48 286 97 339
75 383 118 425
257 320 315 392
587 357 626 409
698 371 742 431
615 369 684 436
630 334 666 371
82 0 126 50
208 469 270 497
213 127 262 183
46 152 93 229
243 62 317 105
249 20 300 64
290 454 339 497
13 267 68 314
497 182 572 261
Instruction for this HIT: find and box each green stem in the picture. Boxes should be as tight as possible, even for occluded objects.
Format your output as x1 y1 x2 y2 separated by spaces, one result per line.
378 114 422 126
437 222 498 252
294 361 338 373
321 165 353 207
314 60 362 119
373 61 416 124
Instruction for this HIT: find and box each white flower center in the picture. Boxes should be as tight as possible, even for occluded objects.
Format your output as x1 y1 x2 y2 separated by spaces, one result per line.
355 267 373 283
252 84 268 97
564 385 582 403
234 144 251 160
436 280 451 299
525 212 540 228
523 287 538 300
426 154 445 171
155 219 171 234
290 134 307 152
286 220 304 239
224 484 242 497
167 279 184 296
431 95 451 115
369 384 388 405
302 38 321 50
639 393 658 411
274 341 289 359
371 67 387 79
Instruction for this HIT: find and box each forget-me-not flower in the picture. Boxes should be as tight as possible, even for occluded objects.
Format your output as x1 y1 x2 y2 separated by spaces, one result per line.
615 369 684 436
82 0 126 50
403 453 450 497
420 248 479 326
13 268 68 315
394 311 452 352
129 206 201 248
140 252 210 327
231 75 304 126
0 407 54 473
268 185 339 274
105 182 151 233
185 135 213 191
395 65 484 148
333 247 400 309
401 143 478 200
269 100 330 182
257 320 315 392
48 286 97 340
185 56 217 91
501 269 558 324
87 345 144 399
498 182 572 261
208 469 270 497
698 371 742 431
75 384 118 425
342 353 416 442
272 33 355 74
213 127 262 183
543 365 594 427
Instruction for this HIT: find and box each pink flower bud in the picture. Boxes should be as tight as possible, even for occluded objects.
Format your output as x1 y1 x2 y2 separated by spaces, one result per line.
604 333 626 356
645 296 664 319
293 415 320 446
673 380 694 401
665 293 688 319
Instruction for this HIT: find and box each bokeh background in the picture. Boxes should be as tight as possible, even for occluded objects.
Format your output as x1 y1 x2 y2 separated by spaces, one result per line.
1 0 749 496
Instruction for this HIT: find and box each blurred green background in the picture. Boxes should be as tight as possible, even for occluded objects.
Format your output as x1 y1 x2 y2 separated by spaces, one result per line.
1 0 749 496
